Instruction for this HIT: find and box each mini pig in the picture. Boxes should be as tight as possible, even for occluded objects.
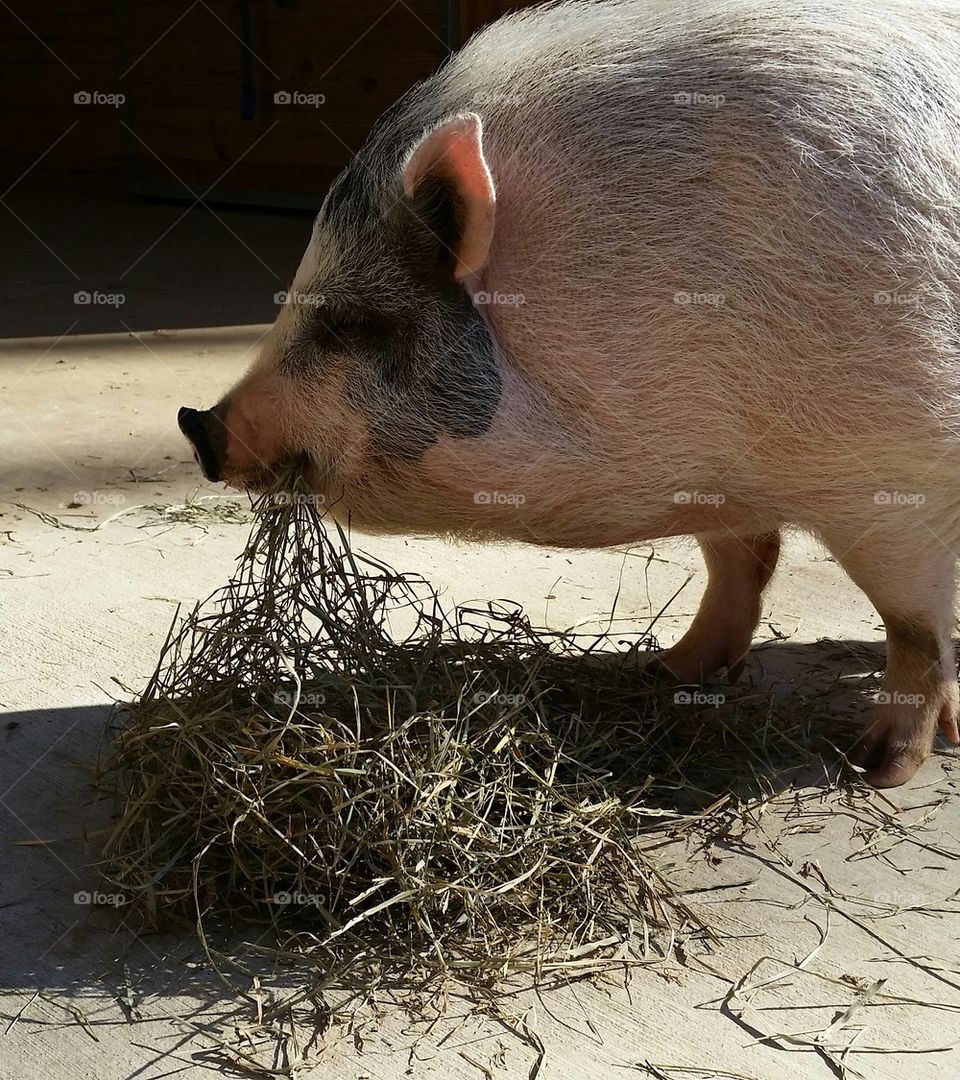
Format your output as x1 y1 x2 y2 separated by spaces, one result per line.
180 0 960 787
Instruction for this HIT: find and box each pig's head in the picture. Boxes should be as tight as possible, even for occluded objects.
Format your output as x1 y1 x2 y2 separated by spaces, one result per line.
179 110 510 535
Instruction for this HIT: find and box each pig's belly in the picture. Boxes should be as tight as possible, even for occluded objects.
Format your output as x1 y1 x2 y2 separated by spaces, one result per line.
522 497 778 549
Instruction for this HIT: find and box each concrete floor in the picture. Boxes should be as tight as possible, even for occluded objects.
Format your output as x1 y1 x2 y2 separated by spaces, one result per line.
1 194 959 1079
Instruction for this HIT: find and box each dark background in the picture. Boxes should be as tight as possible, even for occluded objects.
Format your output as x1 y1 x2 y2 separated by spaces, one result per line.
0 1 537 335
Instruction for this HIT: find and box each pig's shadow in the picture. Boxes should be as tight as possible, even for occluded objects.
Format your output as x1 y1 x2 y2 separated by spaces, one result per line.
515 635 894 814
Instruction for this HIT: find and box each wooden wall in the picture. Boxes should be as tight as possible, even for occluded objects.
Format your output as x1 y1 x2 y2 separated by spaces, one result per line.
121 1 445 204
0 1 543 206
0 0 125 191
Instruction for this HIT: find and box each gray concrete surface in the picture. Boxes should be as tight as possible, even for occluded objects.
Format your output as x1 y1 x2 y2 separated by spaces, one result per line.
1 324 959 1080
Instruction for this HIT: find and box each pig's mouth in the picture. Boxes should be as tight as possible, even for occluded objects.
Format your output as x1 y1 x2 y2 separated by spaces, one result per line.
178 404 336 512
178 403 307 492
299 453 338 503
220 452 314 497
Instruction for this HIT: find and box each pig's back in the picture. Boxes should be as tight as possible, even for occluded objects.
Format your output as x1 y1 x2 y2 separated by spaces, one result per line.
426 0 960 517
449 0 960 333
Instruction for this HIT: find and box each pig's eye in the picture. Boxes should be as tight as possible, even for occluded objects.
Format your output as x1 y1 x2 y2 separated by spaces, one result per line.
320 310 394 345
330 313 373 334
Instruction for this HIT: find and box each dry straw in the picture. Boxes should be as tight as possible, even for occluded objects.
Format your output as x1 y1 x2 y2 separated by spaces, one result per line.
97 471 805 995
90 479 959 1075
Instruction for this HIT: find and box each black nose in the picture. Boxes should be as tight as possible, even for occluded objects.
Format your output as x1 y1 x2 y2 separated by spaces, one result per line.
178 405 225 482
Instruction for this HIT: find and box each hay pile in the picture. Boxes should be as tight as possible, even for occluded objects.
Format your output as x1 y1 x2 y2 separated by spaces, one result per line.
99 475 758 992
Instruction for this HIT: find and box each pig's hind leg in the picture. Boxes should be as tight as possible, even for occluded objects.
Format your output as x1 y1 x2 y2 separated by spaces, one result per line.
658 531 781 684
821 529 960 788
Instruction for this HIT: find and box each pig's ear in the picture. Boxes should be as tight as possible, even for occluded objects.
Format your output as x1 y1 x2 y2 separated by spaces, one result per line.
401 113 495 281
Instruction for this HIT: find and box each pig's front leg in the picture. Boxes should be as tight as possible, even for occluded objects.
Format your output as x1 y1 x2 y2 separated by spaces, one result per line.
657 531 781 684
822 530 960 788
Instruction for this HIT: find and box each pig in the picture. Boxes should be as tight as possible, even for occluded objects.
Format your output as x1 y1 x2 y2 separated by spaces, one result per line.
179 0 960 788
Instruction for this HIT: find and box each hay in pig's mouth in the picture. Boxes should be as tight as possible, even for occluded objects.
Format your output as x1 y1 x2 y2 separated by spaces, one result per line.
94 465 834 1058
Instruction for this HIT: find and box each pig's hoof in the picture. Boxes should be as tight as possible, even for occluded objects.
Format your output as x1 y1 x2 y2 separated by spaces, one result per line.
850 727 928 788
938 698 960 745
654 643 748 686
850 707 938 788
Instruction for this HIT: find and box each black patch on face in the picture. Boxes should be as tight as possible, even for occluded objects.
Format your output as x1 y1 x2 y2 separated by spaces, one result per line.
280 290 400 377
287 123 503 462
344 292 502 462
420 304 501 439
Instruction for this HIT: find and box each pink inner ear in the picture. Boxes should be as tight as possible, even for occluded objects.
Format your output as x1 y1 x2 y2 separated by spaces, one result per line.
402 113 496 280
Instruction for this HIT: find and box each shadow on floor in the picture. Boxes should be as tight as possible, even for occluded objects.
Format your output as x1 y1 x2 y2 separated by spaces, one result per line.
0 634 955 1059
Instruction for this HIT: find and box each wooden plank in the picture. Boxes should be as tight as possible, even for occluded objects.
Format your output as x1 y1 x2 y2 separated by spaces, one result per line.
121 0 444 198
0 1 450 196
0 1 123 181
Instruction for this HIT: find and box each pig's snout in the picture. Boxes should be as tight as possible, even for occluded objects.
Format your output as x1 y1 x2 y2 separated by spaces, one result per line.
178 405 227 482
178 390 289 489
